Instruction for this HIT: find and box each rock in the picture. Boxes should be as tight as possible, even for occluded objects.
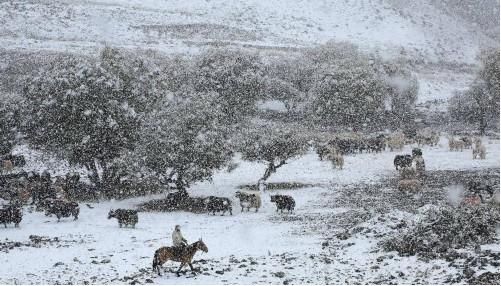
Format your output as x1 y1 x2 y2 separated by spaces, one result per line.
397 271 405 277
463 267 475 279
321 241 329 247
336 232 350 240
273 271 285 278
215 270 224 275
229 257 239 263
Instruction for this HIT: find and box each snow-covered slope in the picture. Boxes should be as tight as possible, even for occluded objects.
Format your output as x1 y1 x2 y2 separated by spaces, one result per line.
0 136 499 284
0 0 498 63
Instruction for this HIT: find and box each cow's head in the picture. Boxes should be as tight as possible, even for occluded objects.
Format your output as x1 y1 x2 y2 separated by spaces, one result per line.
107 209 115 219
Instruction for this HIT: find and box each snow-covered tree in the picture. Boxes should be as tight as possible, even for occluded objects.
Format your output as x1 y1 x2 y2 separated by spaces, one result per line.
448 48 500 134
304 42 418 130
0 96 19 155
380 60 419 127
237 124 308 183
308 58 388 129
22 48 163 192
139 90 234 192
192 48 266 123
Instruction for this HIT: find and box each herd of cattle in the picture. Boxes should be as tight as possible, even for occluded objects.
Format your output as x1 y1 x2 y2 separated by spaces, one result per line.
0 128 497 229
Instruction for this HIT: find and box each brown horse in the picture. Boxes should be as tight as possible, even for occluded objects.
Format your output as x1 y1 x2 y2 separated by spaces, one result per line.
152 239 208 276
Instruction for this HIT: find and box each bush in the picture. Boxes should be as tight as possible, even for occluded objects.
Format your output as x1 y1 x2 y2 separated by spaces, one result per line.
382 205 499 258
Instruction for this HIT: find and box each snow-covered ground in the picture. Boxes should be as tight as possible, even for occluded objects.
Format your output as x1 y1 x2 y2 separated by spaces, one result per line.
0 136 499 284
0 0 497 63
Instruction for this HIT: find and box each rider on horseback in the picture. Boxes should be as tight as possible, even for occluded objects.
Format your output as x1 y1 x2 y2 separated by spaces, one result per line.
172 225 188 256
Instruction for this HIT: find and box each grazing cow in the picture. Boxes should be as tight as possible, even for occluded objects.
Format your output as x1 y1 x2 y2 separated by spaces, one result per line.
448 137 465 151
397 179 421 193
332 138 359 155
387 132 405 151
472 141 486 160
329 152 344 170
416 129 439 147
44 199 79 221
460 136 473 149
1 160 13 174
205 196 232 216
235 191 261 212
315 143 330 161
394 155 413 170
270 195 295 213
0 205 22 227
108 209 138 228
367 136 385 153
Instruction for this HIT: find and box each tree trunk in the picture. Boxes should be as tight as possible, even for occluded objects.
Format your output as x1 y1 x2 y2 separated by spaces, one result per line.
259 160 286 183
479 114 487 136
86 162 100 188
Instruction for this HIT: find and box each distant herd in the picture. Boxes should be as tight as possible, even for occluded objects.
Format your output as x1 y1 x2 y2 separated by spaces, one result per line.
0 129 496 229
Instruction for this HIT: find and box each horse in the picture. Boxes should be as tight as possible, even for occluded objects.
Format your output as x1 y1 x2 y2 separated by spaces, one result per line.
152 239 208 276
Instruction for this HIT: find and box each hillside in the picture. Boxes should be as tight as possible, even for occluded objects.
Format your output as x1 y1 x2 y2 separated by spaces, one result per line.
0 0 498 63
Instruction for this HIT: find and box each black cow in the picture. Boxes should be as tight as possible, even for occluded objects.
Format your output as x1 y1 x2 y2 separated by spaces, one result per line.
315 144 330 161
0 205 22 227
206 196 232 216
394 155 413 170
368 136 385 153
108 209 138 228
44 199 79 221
270 195 296 213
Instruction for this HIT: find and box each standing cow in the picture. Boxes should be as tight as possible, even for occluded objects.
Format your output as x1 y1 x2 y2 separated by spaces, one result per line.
235 191 261 212
205 196 232 216
108 209 138 228
270 195 295 213
0 204 22 227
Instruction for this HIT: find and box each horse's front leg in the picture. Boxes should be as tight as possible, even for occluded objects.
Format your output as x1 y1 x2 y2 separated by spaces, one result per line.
176 263 186 277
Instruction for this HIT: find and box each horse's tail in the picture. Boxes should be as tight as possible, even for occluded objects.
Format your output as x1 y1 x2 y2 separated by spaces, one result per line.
152 250 160 272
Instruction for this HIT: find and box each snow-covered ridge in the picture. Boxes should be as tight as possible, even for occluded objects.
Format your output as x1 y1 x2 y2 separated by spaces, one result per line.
0 0 498 63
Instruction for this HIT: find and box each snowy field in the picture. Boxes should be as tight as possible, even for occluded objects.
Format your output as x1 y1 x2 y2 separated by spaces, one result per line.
0 136 499 284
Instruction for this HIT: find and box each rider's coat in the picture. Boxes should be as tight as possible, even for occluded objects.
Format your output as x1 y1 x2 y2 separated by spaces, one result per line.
172 228 187 247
